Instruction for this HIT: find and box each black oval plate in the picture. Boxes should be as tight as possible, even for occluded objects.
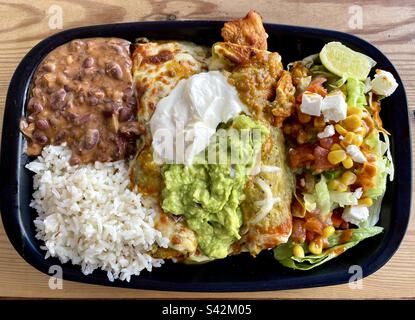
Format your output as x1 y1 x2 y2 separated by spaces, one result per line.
0 21 411 292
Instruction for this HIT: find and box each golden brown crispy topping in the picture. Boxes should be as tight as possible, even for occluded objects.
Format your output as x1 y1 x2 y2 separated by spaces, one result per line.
212 42 271 67
221 10 268 50
271 71 296 126
290 61 310 86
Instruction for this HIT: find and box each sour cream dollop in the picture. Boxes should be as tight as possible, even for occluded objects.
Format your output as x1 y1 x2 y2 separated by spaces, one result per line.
150 71 248 165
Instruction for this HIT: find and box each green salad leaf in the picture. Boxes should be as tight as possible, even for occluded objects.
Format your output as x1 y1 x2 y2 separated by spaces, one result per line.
303 176 359 215
346 77 367 108
315 176 331 218
363 130 394 200
329 191 358 207
361 196 384 227
366 157 389 199
274 226 383 270
322 169 342 180
309 65 341 88
303 193 317 212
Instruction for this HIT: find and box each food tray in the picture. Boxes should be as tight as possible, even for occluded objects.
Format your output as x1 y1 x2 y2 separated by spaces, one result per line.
0 20 411 291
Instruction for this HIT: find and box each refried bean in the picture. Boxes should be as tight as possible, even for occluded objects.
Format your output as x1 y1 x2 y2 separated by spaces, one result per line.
20 37 143 164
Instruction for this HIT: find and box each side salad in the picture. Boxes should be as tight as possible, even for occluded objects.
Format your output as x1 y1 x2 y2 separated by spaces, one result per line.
274 42 397 269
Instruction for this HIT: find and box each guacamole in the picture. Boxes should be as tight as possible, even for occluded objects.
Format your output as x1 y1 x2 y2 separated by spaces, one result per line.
161 115 269 258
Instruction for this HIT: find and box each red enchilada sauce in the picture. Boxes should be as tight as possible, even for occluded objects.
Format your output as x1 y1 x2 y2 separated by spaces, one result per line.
20 38 142 164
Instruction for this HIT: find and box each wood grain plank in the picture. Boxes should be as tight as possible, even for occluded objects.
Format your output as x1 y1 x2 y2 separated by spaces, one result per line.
0 0 414 299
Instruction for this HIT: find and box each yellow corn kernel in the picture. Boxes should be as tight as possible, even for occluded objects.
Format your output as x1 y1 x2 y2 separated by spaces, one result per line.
328 179 340 190
343 115 362 131
330 143 343 151
314 116 325 128
328 150 347 164
336 182 348 192
340 171 357 185
347 106 363 117
353 134 363 146
355 125 367 138
293 244 305 258
298 112 311 124
358 197 374 207
322 226 335 238
308 240 323 255
342 156 354 169
343 132 356 144
335 124 348 136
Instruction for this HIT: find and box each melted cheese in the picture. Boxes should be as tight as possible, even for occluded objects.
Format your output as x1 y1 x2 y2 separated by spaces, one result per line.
132 41 210 122
251 177 280 225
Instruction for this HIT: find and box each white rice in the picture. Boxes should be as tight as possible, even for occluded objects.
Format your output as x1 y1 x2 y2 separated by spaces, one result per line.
26 145 168 282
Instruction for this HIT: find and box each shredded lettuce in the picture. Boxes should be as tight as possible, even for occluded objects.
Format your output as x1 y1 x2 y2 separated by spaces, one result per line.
380 131 394 181
365 156 389 199
363 130 394 199
303 193 317 212
346 77 367 107
309 65 340 86
274 226 383 270
301 53 320 69
329 191 358 207
365 130 384 155
303 176 359 217
361 196 384 227
315 176 331 218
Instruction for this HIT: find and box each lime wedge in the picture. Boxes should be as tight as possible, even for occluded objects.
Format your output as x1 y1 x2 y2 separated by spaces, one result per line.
319 42 376 80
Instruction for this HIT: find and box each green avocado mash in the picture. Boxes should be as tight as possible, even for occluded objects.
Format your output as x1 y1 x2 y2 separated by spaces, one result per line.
161 115 269 259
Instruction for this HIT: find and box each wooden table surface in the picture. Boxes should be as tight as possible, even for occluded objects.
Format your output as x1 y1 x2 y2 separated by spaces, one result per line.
0 0 414 299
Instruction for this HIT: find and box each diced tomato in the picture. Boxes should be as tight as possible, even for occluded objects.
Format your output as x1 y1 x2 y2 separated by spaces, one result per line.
319 137 335 150
341 221 350 229
289 144 315 168
291 198 305 217
331 211 345 228
305 77 328 97
297 77 328 104
292 218 306 244
318 133 340 150
319 132 340 150
306 230 315 243
304 216 324 235
313 146 337 171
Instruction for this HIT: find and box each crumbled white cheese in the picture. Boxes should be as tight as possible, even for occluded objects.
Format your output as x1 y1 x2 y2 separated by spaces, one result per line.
353 187 363 199
317 124 335 139
321 91 347 122
371 69 398 97
300 91 323 116
342 205 369 225
346 145 367 163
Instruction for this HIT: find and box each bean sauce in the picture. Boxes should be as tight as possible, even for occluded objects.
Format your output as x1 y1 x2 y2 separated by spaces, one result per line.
20 37 142 164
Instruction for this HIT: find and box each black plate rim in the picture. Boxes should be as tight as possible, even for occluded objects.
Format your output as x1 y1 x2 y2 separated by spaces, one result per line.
0 20 411 292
